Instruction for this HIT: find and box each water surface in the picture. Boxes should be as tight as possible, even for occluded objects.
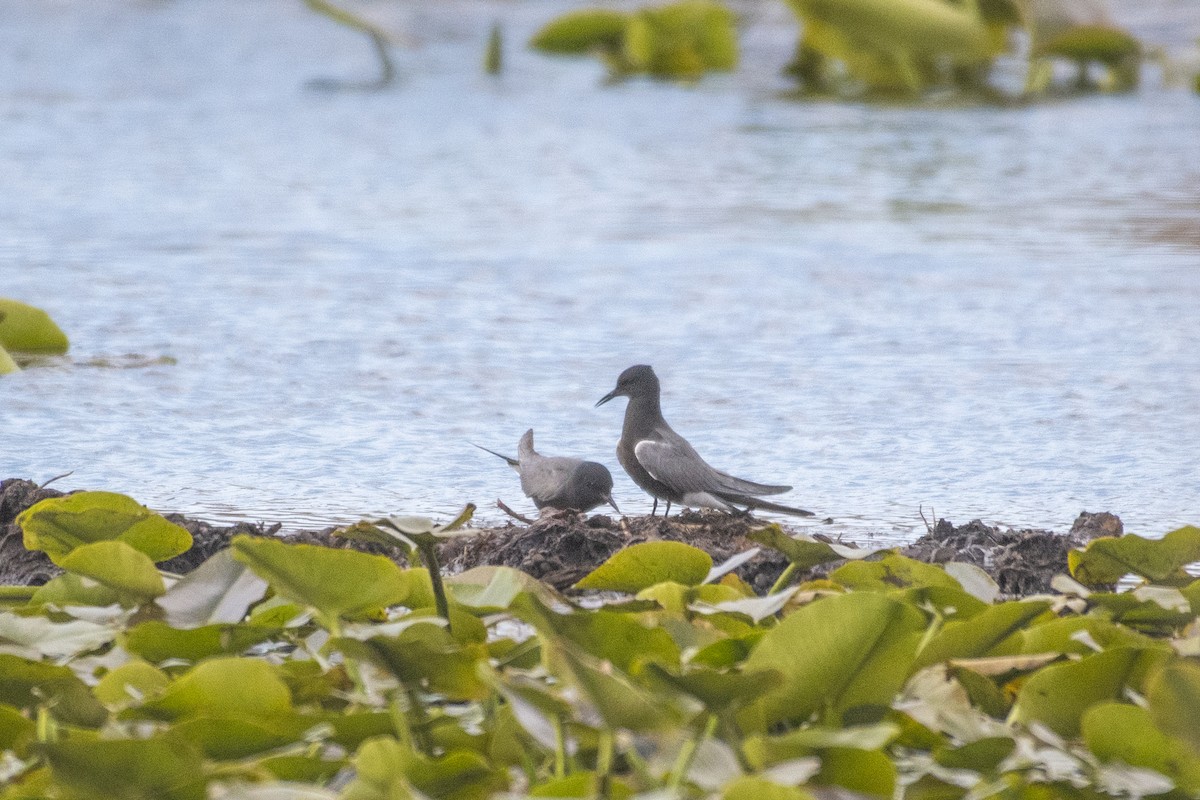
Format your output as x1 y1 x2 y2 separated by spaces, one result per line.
2 0 1199 543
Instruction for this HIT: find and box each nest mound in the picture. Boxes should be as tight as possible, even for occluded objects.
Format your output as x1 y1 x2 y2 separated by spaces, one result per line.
1 478 1122 596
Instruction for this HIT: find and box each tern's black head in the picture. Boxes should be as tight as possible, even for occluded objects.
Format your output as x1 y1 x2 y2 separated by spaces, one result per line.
596 364 660 407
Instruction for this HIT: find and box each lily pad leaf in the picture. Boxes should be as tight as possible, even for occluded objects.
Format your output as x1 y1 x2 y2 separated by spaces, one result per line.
1069 526 1200 586
1013 645 1170 737
1083 701 1200 795
231 534 413 622
0 298 69 354
59 540 166 604
123 620 280 663
156 548 269 628
915 600 1053 668
93 660 170 708
0 610 115 659
0 345 17 375
142 656 292 721
575 541 712 592
1147 659 1200 754
749 524 884 570
0 653 107 727
530 9 629 54
831 554 961 591
742 592 928 729
19 491 192 564
37 735 205 800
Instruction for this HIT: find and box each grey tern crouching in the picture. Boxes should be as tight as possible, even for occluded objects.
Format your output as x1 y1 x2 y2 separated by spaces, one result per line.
595 365 814 517
474 429 621 514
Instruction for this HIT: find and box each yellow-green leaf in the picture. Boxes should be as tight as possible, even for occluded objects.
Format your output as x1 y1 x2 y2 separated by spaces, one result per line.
574 541 712 592
19 491 192 564
0 298 69 354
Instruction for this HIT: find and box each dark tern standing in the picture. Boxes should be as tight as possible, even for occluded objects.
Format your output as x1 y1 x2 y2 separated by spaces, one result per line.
474 429 621 514
595 365 814 517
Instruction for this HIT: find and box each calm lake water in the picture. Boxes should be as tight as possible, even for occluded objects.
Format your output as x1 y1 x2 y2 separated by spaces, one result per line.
2 0 1198 544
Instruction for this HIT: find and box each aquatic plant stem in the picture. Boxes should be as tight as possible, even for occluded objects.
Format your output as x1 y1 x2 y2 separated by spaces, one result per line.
417 540 453 634
669 713 718 791
768 563 799 595
594 729 615 800
552 714 567 779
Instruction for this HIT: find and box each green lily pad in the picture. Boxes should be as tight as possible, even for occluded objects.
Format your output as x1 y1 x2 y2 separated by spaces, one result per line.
1147 659 1200 754
0 345 17 375
141 656 292 721
742 592 928 728
343 736 502 800
915 600 1053 668
0 298 69 354
749 524 885 570
37 735 205 800
575 541 712 592
123 620 280 663
30 572 123 608
831 554 961 591
93 660 170 708
530 8 629 54
0 653 108 727
1083 701 1200 794
1069 526 1200 586
58 540 166 604
335 624 490 702
231 535 414 622
0 702 36 753
20 491 193 565
1013 646 1170 737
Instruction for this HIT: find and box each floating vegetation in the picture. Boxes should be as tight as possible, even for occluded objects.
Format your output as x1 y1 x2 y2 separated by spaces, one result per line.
1 486 1199 798
531 0 738 80
484 22 504 75
782 0 1141 97
0 298 69 375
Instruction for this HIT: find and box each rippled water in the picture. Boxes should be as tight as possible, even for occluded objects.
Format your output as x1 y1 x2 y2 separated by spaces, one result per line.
2 0 1198 543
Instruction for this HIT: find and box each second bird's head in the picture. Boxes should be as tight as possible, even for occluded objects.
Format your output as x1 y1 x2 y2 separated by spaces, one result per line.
596 364 659 407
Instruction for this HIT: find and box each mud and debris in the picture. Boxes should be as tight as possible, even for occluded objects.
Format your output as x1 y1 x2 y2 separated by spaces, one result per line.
1 477 1126 596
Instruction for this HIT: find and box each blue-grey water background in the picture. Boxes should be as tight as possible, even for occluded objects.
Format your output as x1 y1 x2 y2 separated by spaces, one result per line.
2 0 1198 543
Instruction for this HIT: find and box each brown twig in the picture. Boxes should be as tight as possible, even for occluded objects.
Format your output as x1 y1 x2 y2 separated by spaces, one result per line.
496 499 535 525
40 471 74 489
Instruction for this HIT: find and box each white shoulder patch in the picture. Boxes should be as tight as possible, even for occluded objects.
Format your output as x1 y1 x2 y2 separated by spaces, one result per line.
633 439 666 481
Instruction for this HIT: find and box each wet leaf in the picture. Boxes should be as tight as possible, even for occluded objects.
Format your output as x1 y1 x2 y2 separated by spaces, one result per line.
0 298 69 354
93 660 169 708
58 540 166 604
170 716 305 760
141 656 292 721
624 0 738 78
37 735 205 800
1018 615 1158 656
30 572 122 608
0 345 17 375
814 746 896 796
1036 24 1140 64
916 600 1053 668
1068 526 1200 586
544 607 680 671
0 652 107 727
1082 701 1200 794
742 592 927 728
155 548 268 628
549 641 684 731
231 535 413 621
343 736 502 800
831 554 961 591
749 524 885 570
721 776 816 800
0 702 35 753
0 611 114 659
1013 645 1170 737
19 491 192 565
574 541 712 592
335 623 490 701
123 620 280 663
530 8 629 54
934 735 1015 772
1147 659 1200 754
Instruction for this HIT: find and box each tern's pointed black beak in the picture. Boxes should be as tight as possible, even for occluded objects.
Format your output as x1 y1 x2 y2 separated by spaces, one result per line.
606 495 621 515
595 389 618 407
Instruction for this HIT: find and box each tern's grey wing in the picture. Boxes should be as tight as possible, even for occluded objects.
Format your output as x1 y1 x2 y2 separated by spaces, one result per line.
519 455 581 507
708 468 792 496
632 436 725 497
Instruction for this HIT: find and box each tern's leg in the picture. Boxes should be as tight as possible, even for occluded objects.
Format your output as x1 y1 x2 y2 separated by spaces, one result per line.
664 501 672 517
651 498 658 516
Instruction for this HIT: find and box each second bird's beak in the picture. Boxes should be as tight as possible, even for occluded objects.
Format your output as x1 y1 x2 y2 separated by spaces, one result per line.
606 495 621 515
595 388 618 407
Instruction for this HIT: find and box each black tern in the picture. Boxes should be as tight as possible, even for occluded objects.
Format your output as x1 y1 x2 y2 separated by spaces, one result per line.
595 365 814 517
474 429 621 514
